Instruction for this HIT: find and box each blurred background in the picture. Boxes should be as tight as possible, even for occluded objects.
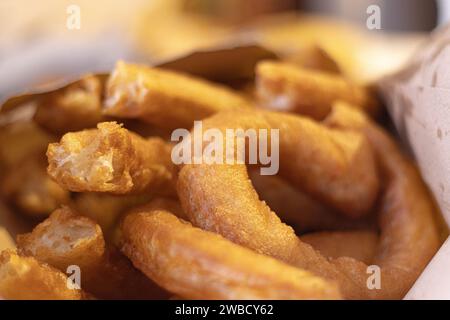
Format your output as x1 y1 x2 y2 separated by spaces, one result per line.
0 0 447 99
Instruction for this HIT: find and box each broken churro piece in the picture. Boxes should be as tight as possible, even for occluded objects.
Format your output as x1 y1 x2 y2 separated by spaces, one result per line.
0 250 83 300
47 122 176 194
17 206 168 299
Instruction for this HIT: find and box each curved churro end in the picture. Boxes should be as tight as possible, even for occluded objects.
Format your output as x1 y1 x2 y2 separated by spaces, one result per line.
0 250 83 300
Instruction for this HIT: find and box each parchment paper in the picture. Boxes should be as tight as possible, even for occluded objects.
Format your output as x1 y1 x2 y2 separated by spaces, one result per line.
380 23 450 300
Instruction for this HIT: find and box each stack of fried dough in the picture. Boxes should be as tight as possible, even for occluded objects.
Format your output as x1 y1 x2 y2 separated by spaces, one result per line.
0 48 444 300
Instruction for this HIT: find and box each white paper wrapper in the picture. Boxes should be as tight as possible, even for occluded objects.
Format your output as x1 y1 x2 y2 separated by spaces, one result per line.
380 24 450 300
405 237 450 299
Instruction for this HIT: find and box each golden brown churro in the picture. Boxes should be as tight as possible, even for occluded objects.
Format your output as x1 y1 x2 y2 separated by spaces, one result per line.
178 107 439 299
103 61 251 130
121 204 342 300
256 61 378 120
178 109 379 218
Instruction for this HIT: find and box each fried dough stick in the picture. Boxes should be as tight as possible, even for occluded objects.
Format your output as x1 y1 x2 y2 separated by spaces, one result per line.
103 61 251 130
0 250 83 300
256 61 378 120
47 122 176 194
121 205 341 300
179 109 379 218
17 206 168 299
178 107 440 299
34 75 104 134
1 155 70 217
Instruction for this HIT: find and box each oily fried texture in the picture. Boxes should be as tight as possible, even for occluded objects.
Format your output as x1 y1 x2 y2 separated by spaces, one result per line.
33 75 104 134
255 61 378 120
47 122 176 194
1 155 70 217
322 102 441 298
103 61 251 130
178 109 379 218
301 231 378 265
121 206 341 300
178 108 440 299
17 206 168 299
0 250 83 300
249 170 375 233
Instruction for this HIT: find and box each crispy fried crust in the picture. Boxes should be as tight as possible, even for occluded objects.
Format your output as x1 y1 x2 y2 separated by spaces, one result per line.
256 61 378 120
178 108 440 299
0 250 83 300
301 231 378 264
34 75 104 134
121 206 342 300
322 102 441 298
178 109 379 219
47 122 176 194
17 207 168 299
103 61 252 130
